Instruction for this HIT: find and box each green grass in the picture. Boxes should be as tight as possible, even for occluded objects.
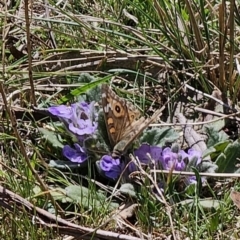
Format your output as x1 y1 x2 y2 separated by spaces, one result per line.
1 0 240 239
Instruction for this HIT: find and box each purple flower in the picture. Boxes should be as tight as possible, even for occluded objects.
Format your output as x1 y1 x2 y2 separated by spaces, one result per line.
184 148 203 185
173 150 189 170
187 176 198 184
48 105 72 119
133 144 204 187
187 148 202 165
62 143 88 163
161 147 186 171
68 102 97 138
48 101 98 139
134 144 163 163
134 144 203 173
132 144 163 172
187 175 206 185
99 155 122 179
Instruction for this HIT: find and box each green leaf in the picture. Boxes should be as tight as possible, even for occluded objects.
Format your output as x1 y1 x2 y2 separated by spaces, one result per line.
65 185 119 210
119 183 137 198
38 127 64 149
86 84 102 103
97 110 111 150
214 140 230 152
84 132 109 159
140 127 179 146
58 75 113 104
197 199 220 209
216 139 240 173
95 161 105 178
209 140 230 160
202 146 216 158
49 160 88 169
199 161 218 173
205 125 229 148
185 183 197 195
77 73 96 83
50 187 71 203
180 199 221 210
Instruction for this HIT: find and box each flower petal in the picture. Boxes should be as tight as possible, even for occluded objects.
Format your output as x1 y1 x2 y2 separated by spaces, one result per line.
134 144 152 164
188 149 202 165
62 144 87 163
161 147 177 170
150 146 163 162
99 155 122 179
48 105 72 119
68 102 98 137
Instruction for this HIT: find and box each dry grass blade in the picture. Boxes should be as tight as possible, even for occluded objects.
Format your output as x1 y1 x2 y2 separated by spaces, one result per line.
24 0 36 105
229 0 236 102
218 2 226 93
184 0 205 56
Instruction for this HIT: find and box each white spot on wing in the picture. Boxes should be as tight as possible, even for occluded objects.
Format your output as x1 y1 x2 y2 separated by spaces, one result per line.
104 104 111 112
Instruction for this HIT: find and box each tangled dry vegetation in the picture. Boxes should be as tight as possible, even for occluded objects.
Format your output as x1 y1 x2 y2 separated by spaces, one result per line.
1 0 240 239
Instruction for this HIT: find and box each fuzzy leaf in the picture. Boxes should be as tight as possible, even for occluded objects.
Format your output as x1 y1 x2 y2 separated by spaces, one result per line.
76 73 102 102
202 146 216 158
49 160 87 169
38 128 64 149
185 156 200 171
86 84 102 103
140 127 179 146
97 110 111 150
95 160 104 177
84 132 109 159
119 183 137 198
209 140 230 160
65 185 119 210
180 199 220 210
199 160 218 173
197 199 220 209
77 73 96 83
205 105 225 131
216 140 240 173
50 187 71 203
205 125 229 148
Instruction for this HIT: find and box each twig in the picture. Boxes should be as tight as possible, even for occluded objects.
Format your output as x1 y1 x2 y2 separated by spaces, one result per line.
0 185 144 240
150 110 240 127
144 170 240 178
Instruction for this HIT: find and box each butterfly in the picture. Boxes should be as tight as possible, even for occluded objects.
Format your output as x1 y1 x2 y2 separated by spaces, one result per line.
101 84 164 158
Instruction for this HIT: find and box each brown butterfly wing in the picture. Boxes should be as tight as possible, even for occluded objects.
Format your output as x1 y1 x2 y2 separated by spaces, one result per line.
102 84 164 158
101 84 140 147
112 107 164 158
